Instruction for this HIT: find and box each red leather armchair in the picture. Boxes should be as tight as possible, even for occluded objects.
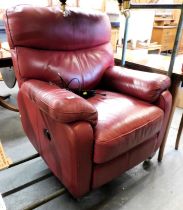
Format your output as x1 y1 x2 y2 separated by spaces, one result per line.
4 6 172 198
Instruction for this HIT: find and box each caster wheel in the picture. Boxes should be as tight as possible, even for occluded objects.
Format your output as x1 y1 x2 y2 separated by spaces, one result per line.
143 159 152 170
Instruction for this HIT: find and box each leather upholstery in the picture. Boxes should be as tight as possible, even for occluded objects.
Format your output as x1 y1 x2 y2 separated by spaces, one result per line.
4 5 172 198
4 6 114 88
155 90 172 150
11 44 114 88
92 135 157 189
102 66 171 103
18 90 94 197
88 90 164 163
4 6 111 50
21 80 98 126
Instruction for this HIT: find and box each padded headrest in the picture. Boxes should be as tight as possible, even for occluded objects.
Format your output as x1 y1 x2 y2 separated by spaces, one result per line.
4 5 111 50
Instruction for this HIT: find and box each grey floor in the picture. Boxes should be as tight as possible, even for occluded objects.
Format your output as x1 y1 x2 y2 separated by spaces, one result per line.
0 30 6 42
0 79 183 210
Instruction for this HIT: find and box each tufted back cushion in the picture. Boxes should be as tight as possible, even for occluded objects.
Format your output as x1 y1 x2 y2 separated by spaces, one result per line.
4 5 114 88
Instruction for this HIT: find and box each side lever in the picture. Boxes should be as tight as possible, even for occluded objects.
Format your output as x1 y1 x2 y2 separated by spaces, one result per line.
43 129 51 141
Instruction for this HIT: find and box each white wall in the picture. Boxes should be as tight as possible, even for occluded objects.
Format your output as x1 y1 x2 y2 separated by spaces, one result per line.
0 0 49 8
105 0 155 45
120 9 155 43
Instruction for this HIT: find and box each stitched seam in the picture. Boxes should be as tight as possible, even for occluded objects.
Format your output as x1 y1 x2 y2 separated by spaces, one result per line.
158 94 166 111
156 93 166 142
13 41 110 52
38 98 96 115
120 82 161 93
75 53 84 89
75 130 80 196
34 98 97 115
5 9 14 48
15 47 23 79
25 94 97 121
72 15 83 92
70 127 78 197
24 84 97 115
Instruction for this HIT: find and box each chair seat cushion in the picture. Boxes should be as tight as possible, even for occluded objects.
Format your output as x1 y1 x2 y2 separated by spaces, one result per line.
88 90 164 164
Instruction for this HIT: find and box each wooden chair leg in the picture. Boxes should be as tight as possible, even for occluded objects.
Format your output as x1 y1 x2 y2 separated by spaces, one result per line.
0 95 19 112
175 113 183 150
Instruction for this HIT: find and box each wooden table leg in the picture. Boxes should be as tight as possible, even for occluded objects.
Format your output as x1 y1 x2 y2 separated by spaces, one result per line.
175 113 183 150
0 95 19 112
158 75 181 161
0 94 11 100
0 72 3 81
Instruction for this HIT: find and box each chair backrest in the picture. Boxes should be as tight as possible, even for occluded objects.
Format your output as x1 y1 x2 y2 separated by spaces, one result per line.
4 5 114 89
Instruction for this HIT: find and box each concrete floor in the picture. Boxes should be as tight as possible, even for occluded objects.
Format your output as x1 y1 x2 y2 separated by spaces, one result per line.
0 30 6 42
0 80 183 210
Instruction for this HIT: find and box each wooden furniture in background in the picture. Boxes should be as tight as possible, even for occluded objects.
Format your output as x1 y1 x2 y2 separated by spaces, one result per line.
151 7 179 53
170 0 183 55
176 86 183 108
111 27 119 52
173 0 182 24
148 43 161 54
151 26 177 52
153 15 175 26
178 30 183 54
0 42 18 112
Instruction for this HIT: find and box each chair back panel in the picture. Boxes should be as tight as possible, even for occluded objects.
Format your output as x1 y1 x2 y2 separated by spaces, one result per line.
4 5 114 88
5 6 111 50
15 43 113 89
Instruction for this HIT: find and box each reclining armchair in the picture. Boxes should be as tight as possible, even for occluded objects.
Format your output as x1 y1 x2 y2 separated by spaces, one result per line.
4 5 172 198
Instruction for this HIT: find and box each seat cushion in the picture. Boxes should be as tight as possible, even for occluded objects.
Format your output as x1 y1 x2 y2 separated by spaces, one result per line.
88 90 164 164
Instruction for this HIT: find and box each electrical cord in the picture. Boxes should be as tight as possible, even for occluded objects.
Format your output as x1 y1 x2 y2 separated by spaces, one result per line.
57 73 106 99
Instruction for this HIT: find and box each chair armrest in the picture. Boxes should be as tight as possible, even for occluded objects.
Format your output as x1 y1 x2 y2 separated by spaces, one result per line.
20 80 98 126
102 66 171 103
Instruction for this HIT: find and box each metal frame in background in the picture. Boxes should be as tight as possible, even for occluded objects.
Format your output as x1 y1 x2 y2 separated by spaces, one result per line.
121 2 183 77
